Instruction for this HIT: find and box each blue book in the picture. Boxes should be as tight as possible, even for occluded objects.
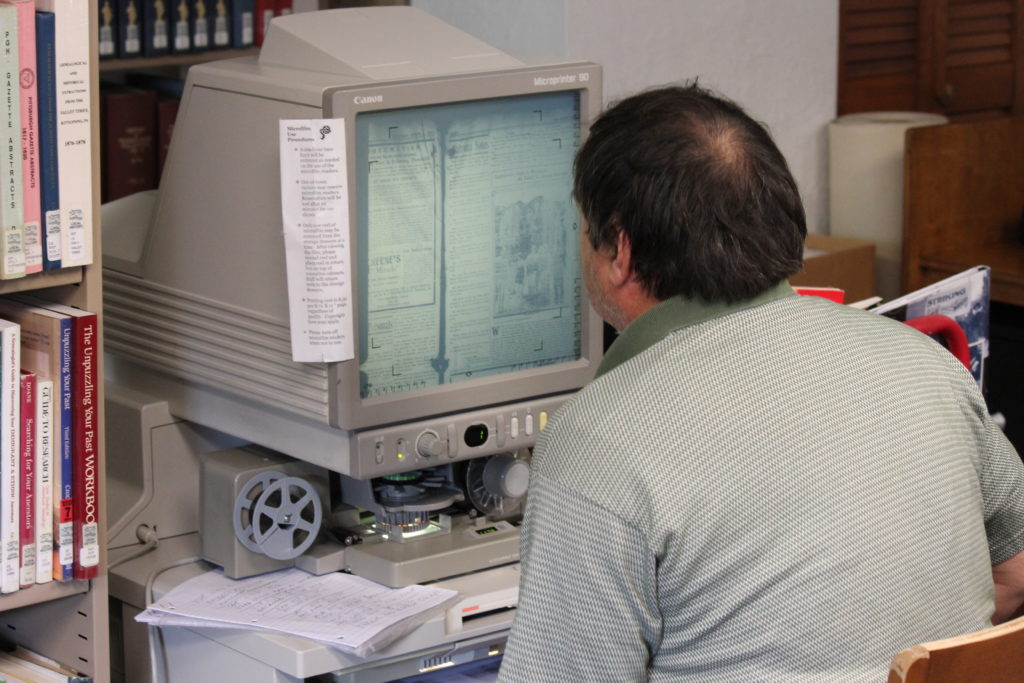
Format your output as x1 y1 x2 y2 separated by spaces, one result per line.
169 0 191 53
116 0 142 58
210 0 230 48
141 0 170 56
98 0 116 58
191 0 210 51
35 11 60 271
54 315 72 581
230 0 252 48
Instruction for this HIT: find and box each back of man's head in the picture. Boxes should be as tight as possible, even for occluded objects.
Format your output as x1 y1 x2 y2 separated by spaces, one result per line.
574 83 807 304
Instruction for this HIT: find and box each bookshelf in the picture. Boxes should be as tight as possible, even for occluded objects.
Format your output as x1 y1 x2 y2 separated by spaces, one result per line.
0 0 110 679
0 268 83 294
99 46 258 73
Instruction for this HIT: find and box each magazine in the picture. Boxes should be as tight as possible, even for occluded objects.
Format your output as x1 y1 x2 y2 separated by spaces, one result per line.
870 266 990 388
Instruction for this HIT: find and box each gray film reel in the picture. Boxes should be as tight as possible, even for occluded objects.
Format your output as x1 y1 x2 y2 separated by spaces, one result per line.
232 473 323 560
251 476 323 560
233 471 285 553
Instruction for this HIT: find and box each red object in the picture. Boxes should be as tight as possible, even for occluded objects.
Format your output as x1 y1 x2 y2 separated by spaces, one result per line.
100 86 158 203
793 286 846 304
254 0 274 45
66 310 99 580
19 371 35 588
902 314 971 370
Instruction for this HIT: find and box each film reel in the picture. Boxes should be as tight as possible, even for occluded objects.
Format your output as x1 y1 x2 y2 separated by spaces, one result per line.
461 449 530 521
232 472 323 560
233 472 284 553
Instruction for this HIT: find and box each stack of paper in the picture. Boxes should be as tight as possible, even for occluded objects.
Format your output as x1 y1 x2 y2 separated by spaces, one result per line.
135 568 460 658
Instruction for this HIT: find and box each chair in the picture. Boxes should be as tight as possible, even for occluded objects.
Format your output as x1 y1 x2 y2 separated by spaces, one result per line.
887 616 1024 682
901 314 971 371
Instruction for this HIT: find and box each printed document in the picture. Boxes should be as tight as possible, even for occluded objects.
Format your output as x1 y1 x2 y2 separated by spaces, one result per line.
279 119 355 363
135 568 460 657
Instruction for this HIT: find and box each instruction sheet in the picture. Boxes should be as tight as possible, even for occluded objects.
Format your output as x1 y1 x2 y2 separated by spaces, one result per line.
279 119 354 363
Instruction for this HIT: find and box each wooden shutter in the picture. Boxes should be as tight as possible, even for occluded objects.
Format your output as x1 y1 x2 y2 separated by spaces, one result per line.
839 0 921 113
926 0 1024 117
839 0 1024 118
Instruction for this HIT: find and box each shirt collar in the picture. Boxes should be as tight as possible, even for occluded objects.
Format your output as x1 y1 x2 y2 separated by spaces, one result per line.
594 280 796 379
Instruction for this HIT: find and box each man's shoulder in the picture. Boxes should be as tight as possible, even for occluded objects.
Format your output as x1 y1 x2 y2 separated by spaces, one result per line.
532 352 677 485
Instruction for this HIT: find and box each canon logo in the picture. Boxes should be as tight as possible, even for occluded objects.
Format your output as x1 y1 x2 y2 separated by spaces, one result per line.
354 95 384 105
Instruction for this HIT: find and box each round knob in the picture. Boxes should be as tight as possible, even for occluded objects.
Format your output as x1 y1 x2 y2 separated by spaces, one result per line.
416 430 445 458
483 455 530 499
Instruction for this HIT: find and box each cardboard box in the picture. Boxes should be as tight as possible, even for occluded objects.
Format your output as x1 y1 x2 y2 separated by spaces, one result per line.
790 234 876 303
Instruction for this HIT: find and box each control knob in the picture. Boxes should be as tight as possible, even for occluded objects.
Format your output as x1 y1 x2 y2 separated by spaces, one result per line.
416 430 445 458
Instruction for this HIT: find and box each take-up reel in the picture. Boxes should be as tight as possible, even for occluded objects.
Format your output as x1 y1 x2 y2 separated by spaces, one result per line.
458 448 531 521
232 471 323 561
339 449 532 544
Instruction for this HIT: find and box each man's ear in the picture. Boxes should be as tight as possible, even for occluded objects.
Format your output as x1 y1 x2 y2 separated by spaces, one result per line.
607 230 634 288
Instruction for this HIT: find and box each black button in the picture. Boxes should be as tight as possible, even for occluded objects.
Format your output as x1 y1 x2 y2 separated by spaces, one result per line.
464 424 489 447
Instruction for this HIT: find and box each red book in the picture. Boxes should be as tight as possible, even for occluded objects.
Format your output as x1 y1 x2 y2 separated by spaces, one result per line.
13 295 98 580
254 0 273 45
100 85 158 203
273 0 291 16
18 370 34 588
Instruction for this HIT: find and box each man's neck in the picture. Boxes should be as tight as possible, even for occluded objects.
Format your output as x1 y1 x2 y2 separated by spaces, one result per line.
606 285 661 332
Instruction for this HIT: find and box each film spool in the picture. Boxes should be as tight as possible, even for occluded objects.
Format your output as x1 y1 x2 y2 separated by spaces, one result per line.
233 472 285 553
232 473 323 560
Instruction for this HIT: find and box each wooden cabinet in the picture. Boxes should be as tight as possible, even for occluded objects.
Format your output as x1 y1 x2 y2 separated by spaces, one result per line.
903 117 1024 305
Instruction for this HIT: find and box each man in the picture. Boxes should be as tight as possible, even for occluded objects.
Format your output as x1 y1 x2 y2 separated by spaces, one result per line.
497 83 1024 681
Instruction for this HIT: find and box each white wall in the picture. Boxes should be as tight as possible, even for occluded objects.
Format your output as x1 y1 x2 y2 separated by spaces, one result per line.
413 0 838 233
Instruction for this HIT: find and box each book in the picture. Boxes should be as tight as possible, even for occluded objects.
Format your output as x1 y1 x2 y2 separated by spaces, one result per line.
191 0 209 50
116 0 143 58
12 296 97 580
0 318 18 593
100 85 157 202
230 0 253 48
273 0 290 18
0 5 24 280
34 0 94 269
0 298 72 581
870 265 991 389
34 11 60 271
254 0 271 45
170 0 191 52
17 370 33 588
210 0 229 48
141 0 170 56
122 72 182 179
0 0 41 275
33 378 52 584
98 0 117 58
